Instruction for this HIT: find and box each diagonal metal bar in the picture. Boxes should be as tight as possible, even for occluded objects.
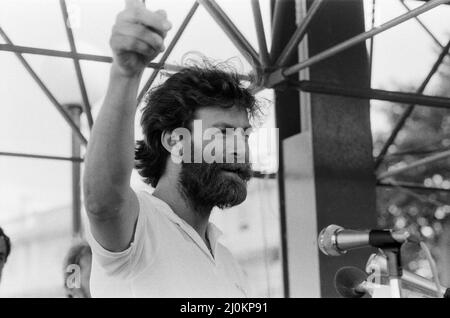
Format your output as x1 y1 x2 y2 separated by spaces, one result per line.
267 0 450 87
385 148 450 158
197 0 261 68
0 151 83 162
60 0 94 129
378 180 448 207
0 43 114 62
251 0 270 68
289 80 450 109
378 148 450 180
399 0 444 48
384 132 450 158
282 0 449 75
137 1 199 104
0 44 253 82
275 0 324 68
0 27 87 145
374 39 450 169
368 0 376 83
377 181 450 194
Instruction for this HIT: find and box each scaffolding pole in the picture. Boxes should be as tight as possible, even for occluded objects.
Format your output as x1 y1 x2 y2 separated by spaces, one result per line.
378 148 450 180
374 39 450 169
267 0 450 87
399 0 444 48
137 1 199 104
290 80 450 109
378 181 450 194
275 0 324 67
251 0 271 68
60 0 94 129
0 151 83 162
197 0 261 68
0 27 87 145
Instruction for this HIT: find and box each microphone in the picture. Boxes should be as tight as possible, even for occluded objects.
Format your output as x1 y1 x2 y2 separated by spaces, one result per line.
366 253 450 298
318 224 410 256
334 266 373 298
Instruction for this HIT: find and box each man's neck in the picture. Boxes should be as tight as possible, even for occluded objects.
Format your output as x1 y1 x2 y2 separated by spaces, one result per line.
152 181 211 242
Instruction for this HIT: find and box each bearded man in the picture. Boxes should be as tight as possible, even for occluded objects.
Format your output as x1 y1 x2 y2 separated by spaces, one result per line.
83 0 258 297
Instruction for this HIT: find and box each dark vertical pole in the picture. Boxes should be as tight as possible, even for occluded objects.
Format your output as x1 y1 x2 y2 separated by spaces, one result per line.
274 0 377 297
66 104 83 238
311 0 377 297
271 0 302 298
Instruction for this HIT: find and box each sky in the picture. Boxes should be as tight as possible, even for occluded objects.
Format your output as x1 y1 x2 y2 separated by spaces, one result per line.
1 0 450 221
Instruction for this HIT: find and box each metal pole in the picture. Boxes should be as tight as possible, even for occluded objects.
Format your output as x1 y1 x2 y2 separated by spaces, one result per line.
282 0 377 297
268 0 450 86
270 0 302 297
374 39 450 169
0 151 83 162
385 148 449 157
377 181 450 194
137 1 199 104
383 131 450 157
378 148 450 180
368 0 376 83
0 43 114 61
0 43 254 82
399 0 444 48
251 0 271 68
197 0 261 68
60 0 94 129
66 104 83 238
385 178 448 207
385 249 403 298
290 80 450 109
275 0 324 67
0 28 88 146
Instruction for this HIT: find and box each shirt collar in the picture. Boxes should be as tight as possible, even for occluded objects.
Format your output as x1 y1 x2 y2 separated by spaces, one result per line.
148 193 223 261
206 222 223 251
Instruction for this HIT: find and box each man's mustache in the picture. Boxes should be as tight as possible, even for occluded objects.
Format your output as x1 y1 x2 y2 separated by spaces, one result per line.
215 163 253 181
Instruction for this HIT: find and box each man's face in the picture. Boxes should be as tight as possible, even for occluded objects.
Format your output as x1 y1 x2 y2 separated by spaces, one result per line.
177 105 253 213
0 237 7 283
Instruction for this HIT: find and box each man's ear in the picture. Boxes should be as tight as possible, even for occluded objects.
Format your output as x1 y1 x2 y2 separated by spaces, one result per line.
161 130 185 161
161 128 192 164
161 130 178 153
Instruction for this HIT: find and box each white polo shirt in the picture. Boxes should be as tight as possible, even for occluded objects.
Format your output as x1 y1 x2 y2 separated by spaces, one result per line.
87 190 249 298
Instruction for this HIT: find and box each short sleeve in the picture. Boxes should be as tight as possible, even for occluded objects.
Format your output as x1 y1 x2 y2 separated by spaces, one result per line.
86 190 158 280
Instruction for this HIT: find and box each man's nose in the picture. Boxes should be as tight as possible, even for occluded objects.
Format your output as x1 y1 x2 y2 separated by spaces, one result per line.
233 139 250 163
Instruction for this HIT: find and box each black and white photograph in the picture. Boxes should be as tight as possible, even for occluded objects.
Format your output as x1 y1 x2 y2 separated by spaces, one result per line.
0 0 450 301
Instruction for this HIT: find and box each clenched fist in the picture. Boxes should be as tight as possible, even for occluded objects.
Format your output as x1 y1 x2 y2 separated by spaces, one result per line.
110 0 172 77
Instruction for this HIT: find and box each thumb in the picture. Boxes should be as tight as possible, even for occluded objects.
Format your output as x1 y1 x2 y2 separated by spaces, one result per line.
125 0 144 9
154 9 167 19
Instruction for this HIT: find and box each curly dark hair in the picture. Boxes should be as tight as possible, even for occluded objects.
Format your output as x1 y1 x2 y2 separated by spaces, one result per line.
135 62 259 187
0 226 11 263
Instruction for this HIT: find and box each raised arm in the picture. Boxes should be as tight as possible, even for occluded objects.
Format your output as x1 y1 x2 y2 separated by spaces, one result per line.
83 0 171 252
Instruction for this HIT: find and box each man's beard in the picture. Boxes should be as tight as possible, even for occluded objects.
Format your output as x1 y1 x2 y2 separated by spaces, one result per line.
178 162 253 216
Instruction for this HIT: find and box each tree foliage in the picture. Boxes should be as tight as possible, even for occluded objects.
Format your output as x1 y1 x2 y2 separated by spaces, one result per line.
374 62 450 284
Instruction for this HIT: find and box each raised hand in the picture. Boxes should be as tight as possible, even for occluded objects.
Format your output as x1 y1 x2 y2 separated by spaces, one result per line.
110 0 172 77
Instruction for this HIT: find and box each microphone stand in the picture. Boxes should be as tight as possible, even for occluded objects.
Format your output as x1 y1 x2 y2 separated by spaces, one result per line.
383 248 403 298
369 230 406 298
